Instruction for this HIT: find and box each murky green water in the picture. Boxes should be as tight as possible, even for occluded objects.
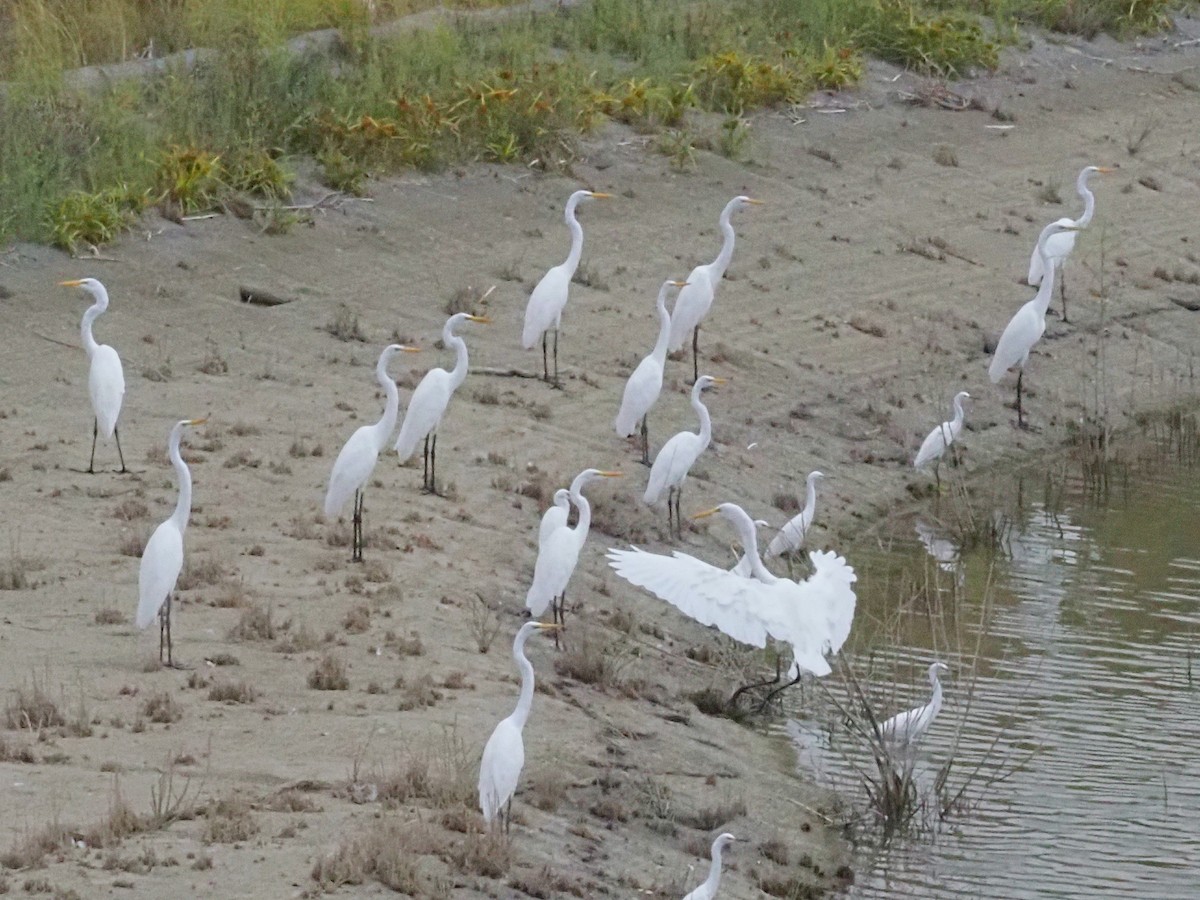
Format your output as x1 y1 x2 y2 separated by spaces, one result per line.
789 455 1200 899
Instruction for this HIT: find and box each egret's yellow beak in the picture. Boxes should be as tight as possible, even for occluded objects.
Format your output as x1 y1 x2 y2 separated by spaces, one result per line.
669 280 690 288
1095 167 1117 174
710 377 727 385
598 471 623 478
745 198 764 205
467 315 491 324
59 279 84 287
693 507 719 520
535 622 562 631
186 417 208 427
589 192 612 199
401 346 421 353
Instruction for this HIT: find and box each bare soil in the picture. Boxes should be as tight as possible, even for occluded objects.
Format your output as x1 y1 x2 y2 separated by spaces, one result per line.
1 17 1199 899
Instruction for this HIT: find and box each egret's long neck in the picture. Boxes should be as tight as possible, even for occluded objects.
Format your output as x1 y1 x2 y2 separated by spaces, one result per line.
1075 172 1097 227
571 494 593 550
928 670 944 716
370 353 401 452
803 478 818 526
709 205 738 281
693 387 712 446
731 510 773 582
650 290 672 362
81 303 103 358
446 326 470 391
563 200 585 275
1032 252 1057 316
702 844 725 896
168 426 193 533
950 396 966 431
511 635 536 730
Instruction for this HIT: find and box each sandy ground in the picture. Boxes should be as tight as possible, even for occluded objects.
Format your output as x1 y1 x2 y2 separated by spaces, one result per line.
2 15 1200 899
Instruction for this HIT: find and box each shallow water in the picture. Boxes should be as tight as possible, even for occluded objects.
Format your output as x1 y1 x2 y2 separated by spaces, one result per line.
790 460 1200 899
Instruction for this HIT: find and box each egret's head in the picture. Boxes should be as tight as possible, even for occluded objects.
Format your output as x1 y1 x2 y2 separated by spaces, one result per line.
569 189 611 208
930 661 949 678
445 312 491 334
586 191 612 201
185 417 208 427
60 277 107 301
553 488 571 505
809 470 826 483
515 620 561 646
695 375 725 392
383 343 421 358
730 196 763 211
1082 165 1117 179
954 390 971 403
693 502 750 526
714 833 738 852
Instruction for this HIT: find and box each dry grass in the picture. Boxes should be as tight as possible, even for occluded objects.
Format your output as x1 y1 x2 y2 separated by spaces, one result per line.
207 680 258 704
202 796 259 844
141 691 183 723
5 675 65 732
94 607 125 625
228 603 275 641
308 654 350 691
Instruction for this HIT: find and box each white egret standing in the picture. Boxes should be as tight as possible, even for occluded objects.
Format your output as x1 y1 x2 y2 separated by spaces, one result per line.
1027 165 1114 322
668 196 762 383
521 189 611 385
913 391 970 490
61 278 126 473
643 375 724 538
136 417 206 667
615 279 688 465
478 621 560 830
526 468 623 643
989 222 1079 428
395 312 489 493
766 471 825 561
879 661 949 748
682 833 737 900
325 343 421 560
538 488 572 548
608 502 857 677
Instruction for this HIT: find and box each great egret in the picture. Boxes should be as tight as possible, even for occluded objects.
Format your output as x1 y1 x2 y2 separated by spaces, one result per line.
913 391 969 489
325 344 421 560
643 375 725 538
989 222 1079 428
668 196 762 383
879 661 949 747
538 488 572 548
478 621 560 829
765 471 825 560
395 312 489 493
682 833 737 900
526 468 623 642
615 280 689 465
521 189 611 385
61 278 126 473
136 417 206 667
1027 165 1114 322
607 502 857 677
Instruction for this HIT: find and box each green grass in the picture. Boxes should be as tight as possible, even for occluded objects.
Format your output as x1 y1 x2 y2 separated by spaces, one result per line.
0 0 1180 246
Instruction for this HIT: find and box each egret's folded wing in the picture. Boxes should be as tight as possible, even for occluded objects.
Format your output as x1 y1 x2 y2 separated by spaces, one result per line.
607 547 770 647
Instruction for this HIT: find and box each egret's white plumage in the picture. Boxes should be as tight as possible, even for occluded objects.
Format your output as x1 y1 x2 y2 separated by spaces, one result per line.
479 621 558 825
681 833 736 900
522 189 610 383
526 469 622 622
913 392 969 483
989 222 1079 426
136 418 206 665
1027 166 1114 320
615 279 688 463
880 661 949 747
538 488 572 548
766 471 825 559
62 278 127 473
395 313 488 491
667 196 761 381
608 503 857 676
644 375 723 537
325 344 420 558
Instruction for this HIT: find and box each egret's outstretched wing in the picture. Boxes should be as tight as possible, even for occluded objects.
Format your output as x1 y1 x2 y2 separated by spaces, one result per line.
607 547 771 648
804 549 858 654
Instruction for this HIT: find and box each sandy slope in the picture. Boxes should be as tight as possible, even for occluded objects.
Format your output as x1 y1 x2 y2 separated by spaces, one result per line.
0 21 1199 899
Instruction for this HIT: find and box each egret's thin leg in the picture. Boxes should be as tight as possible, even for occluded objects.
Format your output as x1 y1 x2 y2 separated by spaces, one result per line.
691 326 700 384
666 486 676 538
114 426 127 474
1016 369 1025 428
1060 270 1069 324
164 595 174 668
541 331 549 383
158 603 166 664
760 667 804 711
673 486 683 539
639 416 650 467
352 489 363 562
430 432 438 494
934 461 941 492
552 328 560 387
504 798 512 834
728 654 783 708
88 419 99 474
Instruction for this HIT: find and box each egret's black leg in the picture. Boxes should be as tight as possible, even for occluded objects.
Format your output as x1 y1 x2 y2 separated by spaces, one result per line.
1016 370 1025 429
552 328 560 388
504 798 512 835
114 425 127 473
934 461 941 492
352 489 363 562
430 433 438 494
728 654 783 708
541 331 550 383
640 416 650 467
1060 270 1069 324
89 419 99 474
164 595 174 668
691 326 700 384
760 667 804 712
158 603 166 664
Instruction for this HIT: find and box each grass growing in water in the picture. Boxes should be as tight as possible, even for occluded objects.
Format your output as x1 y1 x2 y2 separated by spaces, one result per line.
0 0 1176 246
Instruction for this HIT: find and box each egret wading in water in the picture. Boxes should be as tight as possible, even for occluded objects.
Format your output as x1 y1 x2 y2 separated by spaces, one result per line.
681 833 737 900
395 312 489 493
526 468 623 645
522 189 611 385
765 471 825 573
478 621 560 830
62 278 127 473
136 417 206 667
913 391 970 490
615 279 689 465
538 488 572 548
668 196 762 383
1027 165 1114 322
643 375 724 539
608 502 857 684
879 661 949 748
325 344 421 561
989 222 1079 428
